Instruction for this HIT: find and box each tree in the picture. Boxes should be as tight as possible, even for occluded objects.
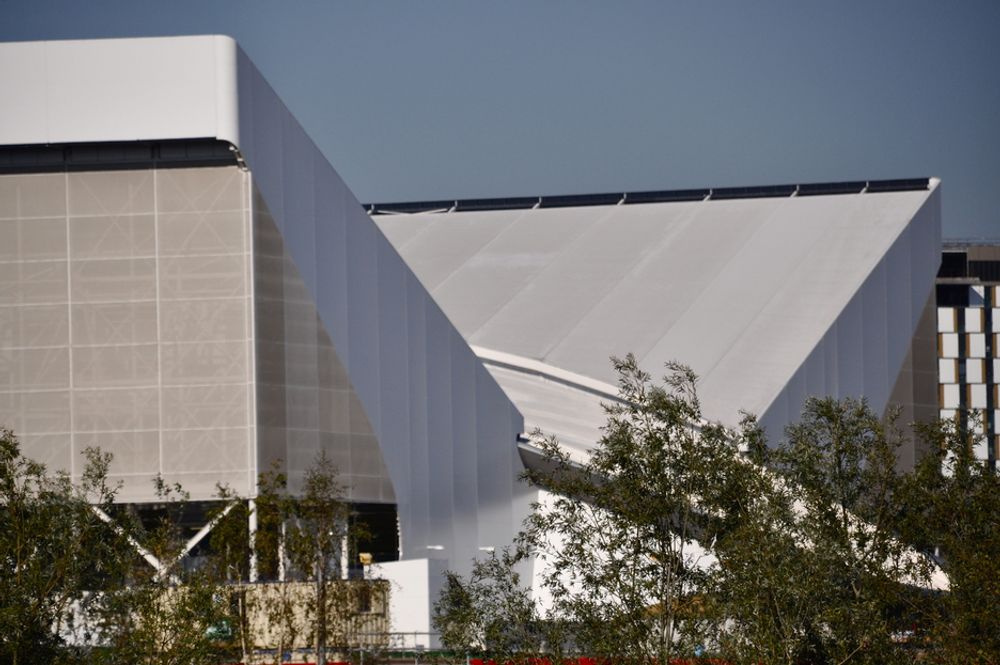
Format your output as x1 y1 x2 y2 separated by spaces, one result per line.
248 452 368 665
434 358 959 664
0 429 383 664
433 548 546 661
91 477 229 665
0 428 128 665
897 416 1000 663
286 452 360 665
699 414 822 664
205 486 255 663
707 400 923 664
516 356 736 663
434 356 748 662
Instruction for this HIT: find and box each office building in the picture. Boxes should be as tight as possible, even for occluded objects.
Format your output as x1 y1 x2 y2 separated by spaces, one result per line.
936 243 1000 466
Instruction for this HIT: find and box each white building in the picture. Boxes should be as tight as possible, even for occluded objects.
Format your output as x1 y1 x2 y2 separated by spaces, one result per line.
0 35 941 643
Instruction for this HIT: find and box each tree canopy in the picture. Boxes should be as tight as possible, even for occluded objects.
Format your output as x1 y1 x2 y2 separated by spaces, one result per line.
0 428 381 665
433 356 1000 664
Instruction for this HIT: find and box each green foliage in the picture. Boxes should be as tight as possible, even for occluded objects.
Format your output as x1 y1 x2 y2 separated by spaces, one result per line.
897 417 1000 664
435 356 736 663
205 486 255 662
708 400 920 664
90 478 228 665
434 357 1000 664
700 413 820 664
432 549 545 661
0 428 127 665
0 429 382 664
518 356 735 664
246 452 372 663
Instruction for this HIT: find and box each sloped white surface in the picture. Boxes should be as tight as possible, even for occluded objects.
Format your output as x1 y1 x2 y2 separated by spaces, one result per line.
229 45 531 568
377 187 941 440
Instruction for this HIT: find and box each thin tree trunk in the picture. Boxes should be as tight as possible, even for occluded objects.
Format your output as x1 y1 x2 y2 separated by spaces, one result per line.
315 556 326 665
239 589 249 665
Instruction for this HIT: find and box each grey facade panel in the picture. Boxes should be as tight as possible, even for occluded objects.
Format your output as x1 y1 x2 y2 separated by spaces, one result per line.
0 165 255 502
251 183 394 503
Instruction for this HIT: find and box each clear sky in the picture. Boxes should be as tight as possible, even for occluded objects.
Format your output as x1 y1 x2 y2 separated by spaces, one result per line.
1 0 997 239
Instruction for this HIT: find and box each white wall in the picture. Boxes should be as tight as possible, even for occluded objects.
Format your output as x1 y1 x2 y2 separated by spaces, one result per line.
370 558 448 649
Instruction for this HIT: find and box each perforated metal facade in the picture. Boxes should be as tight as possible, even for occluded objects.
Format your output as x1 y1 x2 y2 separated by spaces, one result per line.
0 164 397 504
0 166 255 500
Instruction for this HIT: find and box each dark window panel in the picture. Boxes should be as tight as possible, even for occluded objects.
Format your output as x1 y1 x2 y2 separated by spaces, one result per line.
968 260 1000 283
937 283 969 308
939 252 968 278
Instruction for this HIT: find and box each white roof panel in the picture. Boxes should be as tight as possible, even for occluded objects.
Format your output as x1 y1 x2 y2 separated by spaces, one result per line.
376 187 940 432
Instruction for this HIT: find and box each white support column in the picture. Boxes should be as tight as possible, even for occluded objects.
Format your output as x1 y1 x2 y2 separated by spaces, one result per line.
340 532 349 580
91 505 166 577
278 521 287 582
155 501 238 582
248 498 258 583
94 502 240 583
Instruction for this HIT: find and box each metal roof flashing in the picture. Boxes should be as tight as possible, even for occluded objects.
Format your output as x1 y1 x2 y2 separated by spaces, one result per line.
366 178 933 215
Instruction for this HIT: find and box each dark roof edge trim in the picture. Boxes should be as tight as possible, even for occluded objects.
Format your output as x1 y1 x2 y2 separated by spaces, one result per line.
0 139 239 174
367 177 931 215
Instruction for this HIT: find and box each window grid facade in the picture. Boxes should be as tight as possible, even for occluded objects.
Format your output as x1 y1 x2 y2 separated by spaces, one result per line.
936 245 1000 466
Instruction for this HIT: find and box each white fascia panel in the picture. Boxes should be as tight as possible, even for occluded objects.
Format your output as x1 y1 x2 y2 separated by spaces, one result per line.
938 359 956 383
0 41 47 144
967 359 984 384
968 333 986 358
0 36 238 146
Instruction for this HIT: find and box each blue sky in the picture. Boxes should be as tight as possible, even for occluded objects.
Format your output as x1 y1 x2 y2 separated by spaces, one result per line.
1 0 997 238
